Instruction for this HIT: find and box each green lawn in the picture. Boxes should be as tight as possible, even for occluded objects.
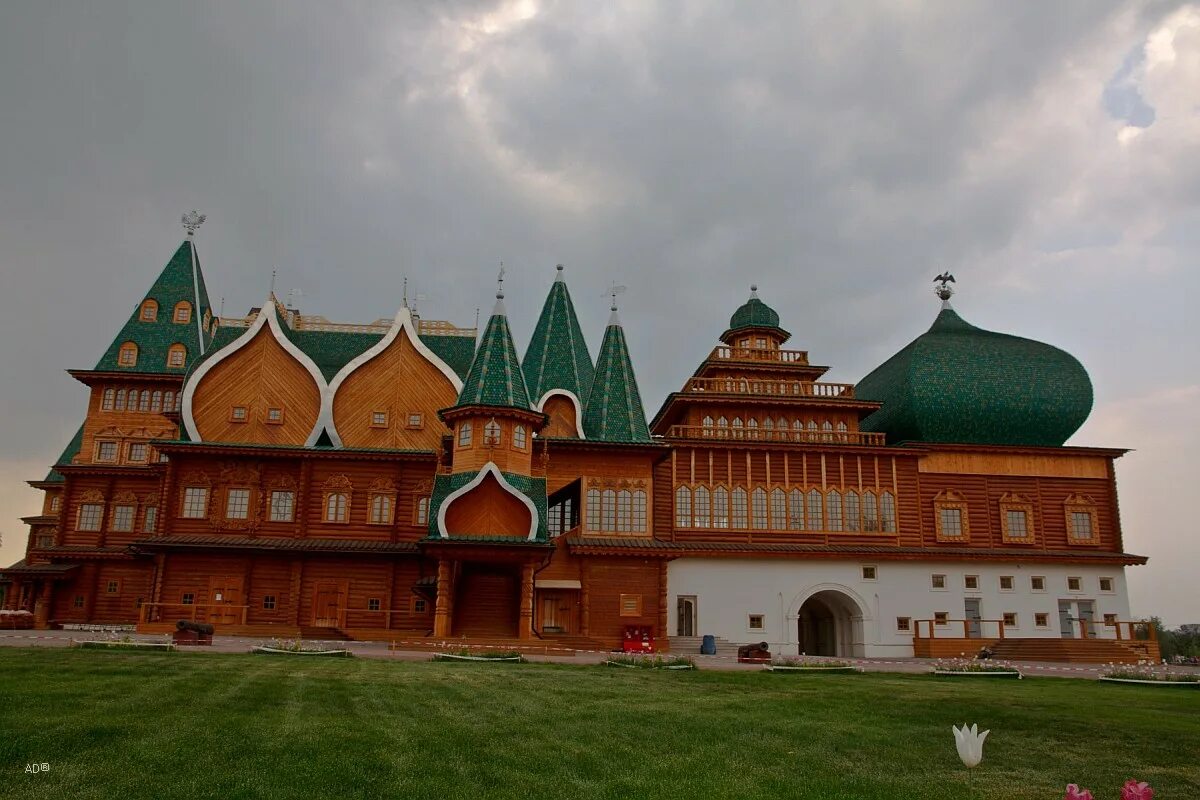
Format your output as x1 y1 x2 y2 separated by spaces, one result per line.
1 649 1197 799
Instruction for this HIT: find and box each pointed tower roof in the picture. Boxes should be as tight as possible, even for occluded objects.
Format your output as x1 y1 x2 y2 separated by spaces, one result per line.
583 305 651 442
455 292 533 411
92 228 214 375
522 265 594 407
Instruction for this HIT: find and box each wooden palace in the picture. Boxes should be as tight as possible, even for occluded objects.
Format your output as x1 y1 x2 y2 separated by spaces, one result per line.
1 218 1156 661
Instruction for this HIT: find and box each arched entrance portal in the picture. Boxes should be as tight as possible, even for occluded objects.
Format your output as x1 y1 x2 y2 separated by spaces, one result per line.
796 590 865 657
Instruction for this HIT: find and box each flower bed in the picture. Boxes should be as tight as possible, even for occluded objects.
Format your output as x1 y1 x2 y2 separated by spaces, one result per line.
433 650 524 663
765 657 859 674
1100 663 1200 687
252 638 352 657
72 640 175 651
604 654 696 670
931 657 1022 678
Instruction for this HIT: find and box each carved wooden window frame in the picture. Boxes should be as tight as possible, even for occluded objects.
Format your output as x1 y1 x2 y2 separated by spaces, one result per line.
76 489 106 531
118 341 138 367
370 410 389 429
368 478 397 526
999 493 1036 544
1064 494 1100 545
109 492 138 532
95 440 119 463
322 475 353 524
224 487 253 520
933 489 969 542
264 407 285 425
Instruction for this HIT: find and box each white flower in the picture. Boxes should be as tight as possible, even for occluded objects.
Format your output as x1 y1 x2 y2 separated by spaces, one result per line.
952 723 989 768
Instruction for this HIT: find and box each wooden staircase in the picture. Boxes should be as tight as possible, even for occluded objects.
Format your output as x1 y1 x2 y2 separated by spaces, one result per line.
987 637 1160 664
453 568 518 637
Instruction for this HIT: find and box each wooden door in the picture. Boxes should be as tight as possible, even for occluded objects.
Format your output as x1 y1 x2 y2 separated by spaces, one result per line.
539 592 577 634
677 596 697 637
541 595 562 632
312 582 346 628
207 576 244 625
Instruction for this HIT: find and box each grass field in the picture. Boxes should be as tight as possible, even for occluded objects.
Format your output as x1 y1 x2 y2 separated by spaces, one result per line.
1 649 1197 799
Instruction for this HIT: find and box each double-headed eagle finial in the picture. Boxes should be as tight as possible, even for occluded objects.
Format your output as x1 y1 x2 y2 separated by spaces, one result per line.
934 272 956 301
182 210 206 236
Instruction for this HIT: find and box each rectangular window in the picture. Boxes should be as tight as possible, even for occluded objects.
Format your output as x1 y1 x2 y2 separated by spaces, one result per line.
74 595 85 609
896 616 911 632
36 534 54 548
368 598 381 612
265 408 283 424
263 595 277 610
931 574 946 590
933 612 949 626
128 442 148 462
1035 613 1050 628
110 505 135 532
1031 576 1046 592
406 413 423 429
143 506 158 532
631 491 647 533
371 411 389 428
181 592 194 605
1099 577 1114 593
964 575 979 590
230 406 248 422
732 489 749 529
1069 511 1094 540
106 580 120 594
586 489 602 531
619 594 643 617
96 441 118 462
999 576 1014 591
370 494 393 525
748 614 764 630
181 487 209 519
938 507 963 537
1002 612 1018 628
1103 613 1118 625
1005 509 1029 539
1067 577 1082 592
414 598 428 613
861 565 877 581
225 488 251 519
50 495 61 512
269 491 295 522
750 489 768 529
416 497 429 526
77 503 104 531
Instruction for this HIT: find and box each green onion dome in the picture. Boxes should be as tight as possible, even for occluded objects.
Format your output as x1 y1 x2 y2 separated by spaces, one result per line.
721 286 790 342
855 304 1093 447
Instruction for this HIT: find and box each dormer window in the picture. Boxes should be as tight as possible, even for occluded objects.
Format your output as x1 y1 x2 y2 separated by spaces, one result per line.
140 299 158 321
484 419 501 446
173 301 192 324
167 344 187 368
118 341 139 367
265 408 284 424
513 425 527 450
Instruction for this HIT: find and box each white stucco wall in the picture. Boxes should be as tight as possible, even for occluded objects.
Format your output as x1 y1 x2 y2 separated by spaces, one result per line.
667 558 1131 657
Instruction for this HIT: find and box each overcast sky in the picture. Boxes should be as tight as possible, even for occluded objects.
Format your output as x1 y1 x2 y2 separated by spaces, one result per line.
1 1 1197 624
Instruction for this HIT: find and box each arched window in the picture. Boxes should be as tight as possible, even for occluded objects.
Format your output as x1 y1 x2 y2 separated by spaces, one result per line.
370 494 393 525
167 344 187 368
788 488 805 530
792 419 803 441
732 417 744 440
827 490 843 531
164 391 175 412
674 486 692 528
513 425 527 450
458 422 473 448
693 486 710 528
616 490 632 532
836 421 848 442
880 492 896 532
702 416 713 437
807 489 823 529
115 389 127 410
324 493 348 523
417 497 430 526
716 416 728 438
173 391 181 412
118 341 138 367
102 388 115 410
601 489 617 531
140 299 158 322
822 421 834 442
713 486 729 528
863 491 878 531
751 488 767 529
746 418 758 441
732 487 748 528
586 488 602 531
151 391 163 413
763 418 775 440
632 490 647 532
173 301 192 324
484 419 502 446
844 491 860 532
770 488 787 529
139 390 151 412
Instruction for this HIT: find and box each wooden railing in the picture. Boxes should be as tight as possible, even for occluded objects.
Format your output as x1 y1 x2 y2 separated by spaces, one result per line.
913 619 1008 640
1107 619 1157 641
685 377 856 398
709 346 809 365
139 603 250 625
666 425 887 446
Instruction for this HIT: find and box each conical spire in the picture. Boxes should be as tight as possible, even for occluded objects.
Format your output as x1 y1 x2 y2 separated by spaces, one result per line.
522 265 594 407
93 233 214 373
583 310 651 442
456 287 533 411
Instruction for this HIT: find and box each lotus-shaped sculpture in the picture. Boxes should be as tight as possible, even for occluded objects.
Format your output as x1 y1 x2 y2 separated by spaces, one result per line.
1121 780 1154 800
1064 785 1094 800
951 723 989 768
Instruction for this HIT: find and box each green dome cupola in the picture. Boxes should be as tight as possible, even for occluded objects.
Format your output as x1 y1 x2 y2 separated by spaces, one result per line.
856 285 1093 448
721 286 790 344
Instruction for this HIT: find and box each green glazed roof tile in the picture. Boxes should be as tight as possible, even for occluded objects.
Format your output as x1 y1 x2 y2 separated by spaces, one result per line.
522 269 594 406
583 313 652 442
426 469 548 542
43 425 85 483
855 304 1093 447
720 287 790 341
456 299 532 410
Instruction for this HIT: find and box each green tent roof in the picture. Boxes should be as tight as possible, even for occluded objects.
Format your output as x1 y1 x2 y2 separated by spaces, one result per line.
93 239 214 374
427 469 548 542
855 304 1093 447
42 425 85 483
455 299 532 410
583 312 652 443
522 268 594 406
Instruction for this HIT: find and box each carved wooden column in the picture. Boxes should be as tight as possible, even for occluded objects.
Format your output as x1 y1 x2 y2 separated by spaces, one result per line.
519 562 535 640
149 553 166 622
433 559 452 637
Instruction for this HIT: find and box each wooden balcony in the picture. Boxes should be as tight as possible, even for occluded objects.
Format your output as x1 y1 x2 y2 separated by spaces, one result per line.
709 346 809 365
685 376 855 398
666 425 887 446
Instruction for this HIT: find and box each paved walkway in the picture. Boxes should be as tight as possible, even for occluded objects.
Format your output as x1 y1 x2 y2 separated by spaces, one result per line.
4 628 1197 679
